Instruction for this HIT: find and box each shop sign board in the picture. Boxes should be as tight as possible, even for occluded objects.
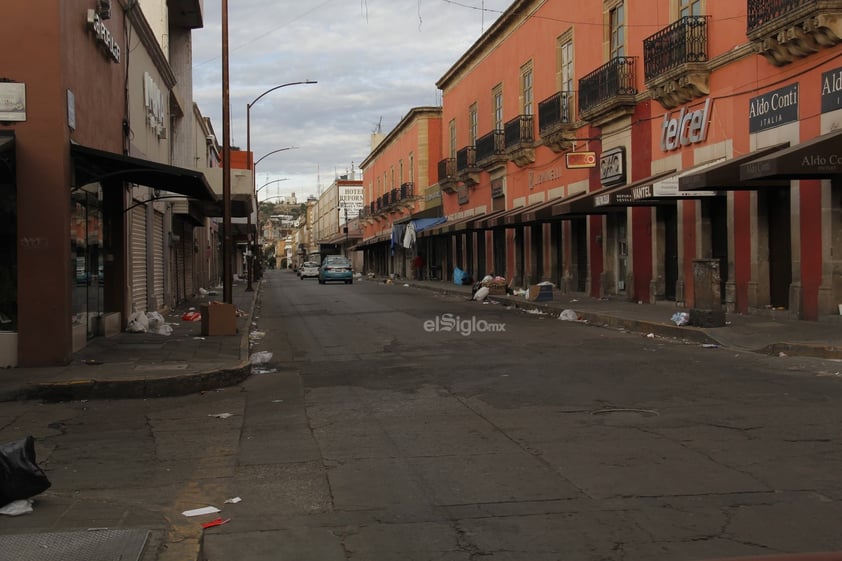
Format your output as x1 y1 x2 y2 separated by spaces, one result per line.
749 84 798 133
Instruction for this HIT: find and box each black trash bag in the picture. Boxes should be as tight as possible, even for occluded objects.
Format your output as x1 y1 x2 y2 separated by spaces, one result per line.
0 436 51 507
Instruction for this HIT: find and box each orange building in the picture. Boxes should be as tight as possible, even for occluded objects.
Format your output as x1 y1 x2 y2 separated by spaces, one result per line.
357 107 444 278
359 0 842 322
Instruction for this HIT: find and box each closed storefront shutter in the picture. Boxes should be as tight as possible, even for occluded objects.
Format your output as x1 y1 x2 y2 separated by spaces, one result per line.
183 228 194 297
174 220 186 302
152 210 165 310
130 206 147 313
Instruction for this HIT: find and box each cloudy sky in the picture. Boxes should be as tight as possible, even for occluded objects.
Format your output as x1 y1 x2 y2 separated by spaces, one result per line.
191 0 515 203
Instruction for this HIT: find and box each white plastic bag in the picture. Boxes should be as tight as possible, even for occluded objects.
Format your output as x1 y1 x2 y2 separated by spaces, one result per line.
250 351 273 365
473 286 490 302
0 499 34 516
147 311 165 330
671 312 689 326
126 311 149 333
559 309 579 321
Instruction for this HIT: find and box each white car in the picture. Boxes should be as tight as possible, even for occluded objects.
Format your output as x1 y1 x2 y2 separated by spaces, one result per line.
299 261 320 279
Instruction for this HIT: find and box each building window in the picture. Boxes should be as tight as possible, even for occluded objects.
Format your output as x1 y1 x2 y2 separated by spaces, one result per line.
492 84 503 130
449 119 457 158
521 63 534 115
390 166 395 189
610 3 625 58
409 153 414 182
469 103 478 145
399 160 404 184
678 0 701 17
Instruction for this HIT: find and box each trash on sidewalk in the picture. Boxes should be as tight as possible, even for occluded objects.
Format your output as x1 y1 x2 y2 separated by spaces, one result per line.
558 309 579 321
182 506 220 517
208 413 233 419
0 499 34 516
702 343 720 348
647 333 655 338
126 311 173 335
0 436 52 509
473 286 490 302
224 497 242 504
523 308 546 315
250 351 273 364
670 312 690 326
201 517 231 529
182 311 201 322
249 331 266 341
198 287 209 296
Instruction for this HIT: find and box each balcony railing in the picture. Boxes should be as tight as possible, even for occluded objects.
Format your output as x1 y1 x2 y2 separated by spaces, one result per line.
578 57 637 116
456 146 477 172
437 158 456 183
504 115 534 150
389 188 397 205
747 0 814 33
475 130 505 164
538 91 574 134
400 181 414 199
643 16 709 82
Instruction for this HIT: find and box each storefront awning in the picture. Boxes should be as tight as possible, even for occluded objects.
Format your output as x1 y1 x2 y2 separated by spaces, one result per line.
0 132 14 183
447 213 487 233
71 143 217 201
553 170 677 216
195 195 252 218
522 196 570 223
479 206 524 228
504 200 550 226
679 143 790 191
740 129 842 181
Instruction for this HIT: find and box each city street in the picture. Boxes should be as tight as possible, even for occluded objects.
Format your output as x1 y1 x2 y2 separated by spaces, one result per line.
3 269 842 561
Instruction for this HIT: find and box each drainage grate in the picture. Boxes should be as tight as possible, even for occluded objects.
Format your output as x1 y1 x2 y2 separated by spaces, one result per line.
0 529 149 561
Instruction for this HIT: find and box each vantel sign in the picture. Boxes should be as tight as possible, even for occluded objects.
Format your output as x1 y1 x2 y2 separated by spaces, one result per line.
660 98 711 152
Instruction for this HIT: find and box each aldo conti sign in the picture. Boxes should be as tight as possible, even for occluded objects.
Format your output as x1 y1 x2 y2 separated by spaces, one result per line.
660 98 712 152
749 84 798 133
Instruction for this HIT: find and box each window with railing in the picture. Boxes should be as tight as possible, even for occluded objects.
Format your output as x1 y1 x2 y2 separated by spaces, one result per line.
643 15 709 81
679 0 702 17
437 158 456 182
469 103 478 145
456 146 477 172
400 182 413 199
449 119 457 158
538 91 574 133
610 2 625 58
747 0 814 32
521 63 534 116
492 84 503 130
504 115 534 150
475 130 505 162
578 57 636 114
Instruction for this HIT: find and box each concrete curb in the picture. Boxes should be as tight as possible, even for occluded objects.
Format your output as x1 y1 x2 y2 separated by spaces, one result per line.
3 283 263 404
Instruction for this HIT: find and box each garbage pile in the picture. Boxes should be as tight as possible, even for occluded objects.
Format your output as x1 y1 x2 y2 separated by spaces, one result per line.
0 436 51 517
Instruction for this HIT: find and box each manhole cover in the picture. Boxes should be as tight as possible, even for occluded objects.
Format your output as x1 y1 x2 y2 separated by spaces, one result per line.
0 529 149 561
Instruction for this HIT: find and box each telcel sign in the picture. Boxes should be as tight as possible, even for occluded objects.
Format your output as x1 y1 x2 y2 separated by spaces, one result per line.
660 98 711 152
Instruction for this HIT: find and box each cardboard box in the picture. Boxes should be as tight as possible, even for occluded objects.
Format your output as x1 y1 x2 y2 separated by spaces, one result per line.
201 302 237 336
526 284 553 302
486 281 507 296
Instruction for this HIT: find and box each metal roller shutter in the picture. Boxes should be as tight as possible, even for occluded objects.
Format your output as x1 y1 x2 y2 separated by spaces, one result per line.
183 229 194 297
130 206 147 313
152 211 165 310
174 220 186 302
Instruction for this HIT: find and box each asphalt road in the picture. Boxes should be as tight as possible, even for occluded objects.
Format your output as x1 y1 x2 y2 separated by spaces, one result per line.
4 269 842 561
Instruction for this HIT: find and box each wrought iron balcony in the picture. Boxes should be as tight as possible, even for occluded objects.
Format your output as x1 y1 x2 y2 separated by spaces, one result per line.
475 130 506 169
747 0 842 66
578 57 637 125
400 181 414 200
389 188 398 205
504 115 535 167
538 91 576 152
456 145 481 187
644 16 711 109
437 157 458 193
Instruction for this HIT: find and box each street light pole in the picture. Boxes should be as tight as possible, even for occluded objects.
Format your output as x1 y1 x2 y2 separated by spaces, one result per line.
221 0 232 304
245 81 316 292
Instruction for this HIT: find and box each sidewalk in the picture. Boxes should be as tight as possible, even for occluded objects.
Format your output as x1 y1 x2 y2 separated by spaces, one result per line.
407 278 842 360
0 280 258 403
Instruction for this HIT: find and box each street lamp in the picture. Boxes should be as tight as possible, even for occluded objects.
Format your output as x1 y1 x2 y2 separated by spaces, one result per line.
338 204 350 257
256 178 289 200
245 81 316 292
